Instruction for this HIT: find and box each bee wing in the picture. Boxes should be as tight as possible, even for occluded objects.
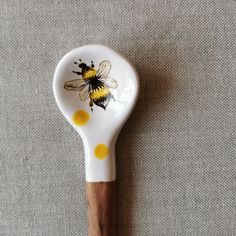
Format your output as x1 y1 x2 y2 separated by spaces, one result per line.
96 60 112 79
79 83 90 101
64 79 85 91
99 77 118 89
64 79 90 101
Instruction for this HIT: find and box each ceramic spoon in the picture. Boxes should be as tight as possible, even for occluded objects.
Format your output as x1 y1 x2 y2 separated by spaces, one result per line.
53 45 139 236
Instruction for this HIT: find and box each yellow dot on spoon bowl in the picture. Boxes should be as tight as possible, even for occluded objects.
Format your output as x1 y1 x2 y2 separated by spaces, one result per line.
73 110 90 126
94 144 109 160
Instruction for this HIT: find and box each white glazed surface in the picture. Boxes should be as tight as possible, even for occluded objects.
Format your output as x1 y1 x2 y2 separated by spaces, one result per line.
53 45 139 182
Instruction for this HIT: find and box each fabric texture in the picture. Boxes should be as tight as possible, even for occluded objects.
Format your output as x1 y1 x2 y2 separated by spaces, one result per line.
1 0 236 235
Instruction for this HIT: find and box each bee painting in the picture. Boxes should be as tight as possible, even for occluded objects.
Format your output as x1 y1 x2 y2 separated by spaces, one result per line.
64 59 118 111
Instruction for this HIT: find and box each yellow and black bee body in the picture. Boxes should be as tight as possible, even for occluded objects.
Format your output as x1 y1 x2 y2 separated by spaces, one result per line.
64 59 118 111
89 78 114 110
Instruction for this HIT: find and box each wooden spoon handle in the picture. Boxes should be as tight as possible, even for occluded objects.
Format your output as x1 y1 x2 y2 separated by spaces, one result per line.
86 181 116 236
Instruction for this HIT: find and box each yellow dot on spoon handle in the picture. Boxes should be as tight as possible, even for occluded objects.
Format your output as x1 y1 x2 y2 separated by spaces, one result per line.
73 110 90 126
94 144 109 160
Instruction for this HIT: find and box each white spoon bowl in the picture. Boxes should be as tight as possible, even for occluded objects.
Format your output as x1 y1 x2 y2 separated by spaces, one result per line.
53 44 139 182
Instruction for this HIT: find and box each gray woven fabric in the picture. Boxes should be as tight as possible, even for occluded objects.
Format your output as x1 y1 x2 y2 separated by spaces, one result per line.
1 0 236 235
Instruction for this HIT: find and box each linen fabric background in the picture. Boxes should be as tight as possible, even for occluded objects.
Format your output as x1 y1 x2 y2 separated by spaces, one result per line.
1 0 236 235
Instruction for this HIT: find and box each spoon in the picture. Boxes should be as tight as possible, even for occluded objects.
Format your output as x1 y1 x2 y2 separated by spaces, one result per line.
53 44 139 236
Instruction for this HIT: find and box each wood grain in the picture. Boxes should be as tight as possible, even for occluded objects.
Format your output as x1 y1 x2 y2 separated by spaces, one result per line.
86 181 115 236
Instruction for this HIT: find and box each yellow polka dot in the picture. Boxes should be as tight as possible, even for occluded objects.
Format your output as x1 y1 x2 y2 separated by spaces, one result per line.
94 144 109 160
72 110 89 126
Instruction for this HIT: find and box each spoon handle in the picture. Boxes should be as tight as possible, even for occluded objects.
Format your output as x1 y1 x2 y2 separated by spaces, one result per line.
86 181 116 236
